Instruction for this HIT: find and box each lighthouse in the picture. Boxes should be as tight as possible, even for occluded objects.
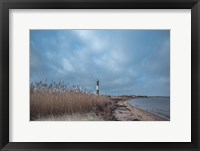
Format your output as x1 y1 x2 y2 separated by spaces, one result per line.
96 79 99 95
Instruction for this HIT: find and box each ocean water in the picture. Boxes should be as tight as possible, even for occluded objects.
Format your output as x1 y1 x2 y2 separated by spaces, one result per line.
129 97 170 120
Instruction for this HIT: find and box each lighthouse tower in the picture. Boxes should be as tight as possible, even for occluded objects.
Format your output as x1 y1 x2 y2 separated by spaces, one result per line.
96 79 99 95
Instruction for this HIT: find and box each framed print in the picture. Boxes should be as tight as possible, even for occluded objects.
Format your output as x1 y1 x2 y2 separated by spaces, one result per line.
0 0 200 151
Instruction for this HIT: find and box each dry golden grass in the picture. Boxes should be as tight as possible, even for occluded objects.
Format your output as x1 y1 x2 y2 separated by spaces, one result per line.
30 81 111 120
34 112 103 121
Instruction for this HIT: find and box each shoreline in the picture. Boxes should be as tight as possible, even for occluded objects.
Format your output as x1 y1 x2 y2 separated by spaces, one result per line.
125 100 168 121
128 102 169 121
97 97 168 121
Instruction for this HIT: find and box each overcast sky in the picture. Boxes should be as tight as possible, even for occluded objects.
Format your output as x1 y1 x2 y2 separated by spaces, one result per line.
30 30 170 96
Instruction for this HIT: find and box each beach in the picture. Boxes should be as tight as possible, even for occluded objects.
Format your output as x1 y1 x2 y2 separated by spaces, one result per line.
96 96 167 121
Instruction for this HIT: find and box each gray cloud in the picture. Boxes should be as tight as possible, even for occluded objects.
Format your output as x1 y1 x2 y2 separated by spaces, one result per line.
30 30 170 96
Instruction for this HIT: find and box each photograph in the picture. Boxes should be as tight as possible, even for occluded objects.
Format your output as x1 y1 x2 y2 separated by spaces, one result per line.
30 29 170 121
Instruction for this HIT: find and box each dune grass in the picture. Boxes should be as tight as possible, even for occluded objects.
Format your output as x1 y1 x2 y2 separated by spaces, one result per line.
30 81 111 120
34 112 103 121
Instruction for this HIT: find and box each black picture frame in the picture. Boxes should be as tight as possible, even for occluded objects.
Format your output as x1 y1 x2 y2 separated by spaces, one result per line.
0 0 199 151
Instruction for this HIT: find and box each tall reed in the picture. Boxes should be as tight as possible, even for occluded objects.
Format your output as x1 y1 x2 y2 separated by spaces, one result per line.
30 81 110 120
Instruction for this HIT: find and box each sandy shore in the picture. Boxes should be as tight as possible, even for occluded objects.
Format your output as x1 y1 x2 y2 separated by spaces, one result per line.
96 97 167 121
116 100 167 121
